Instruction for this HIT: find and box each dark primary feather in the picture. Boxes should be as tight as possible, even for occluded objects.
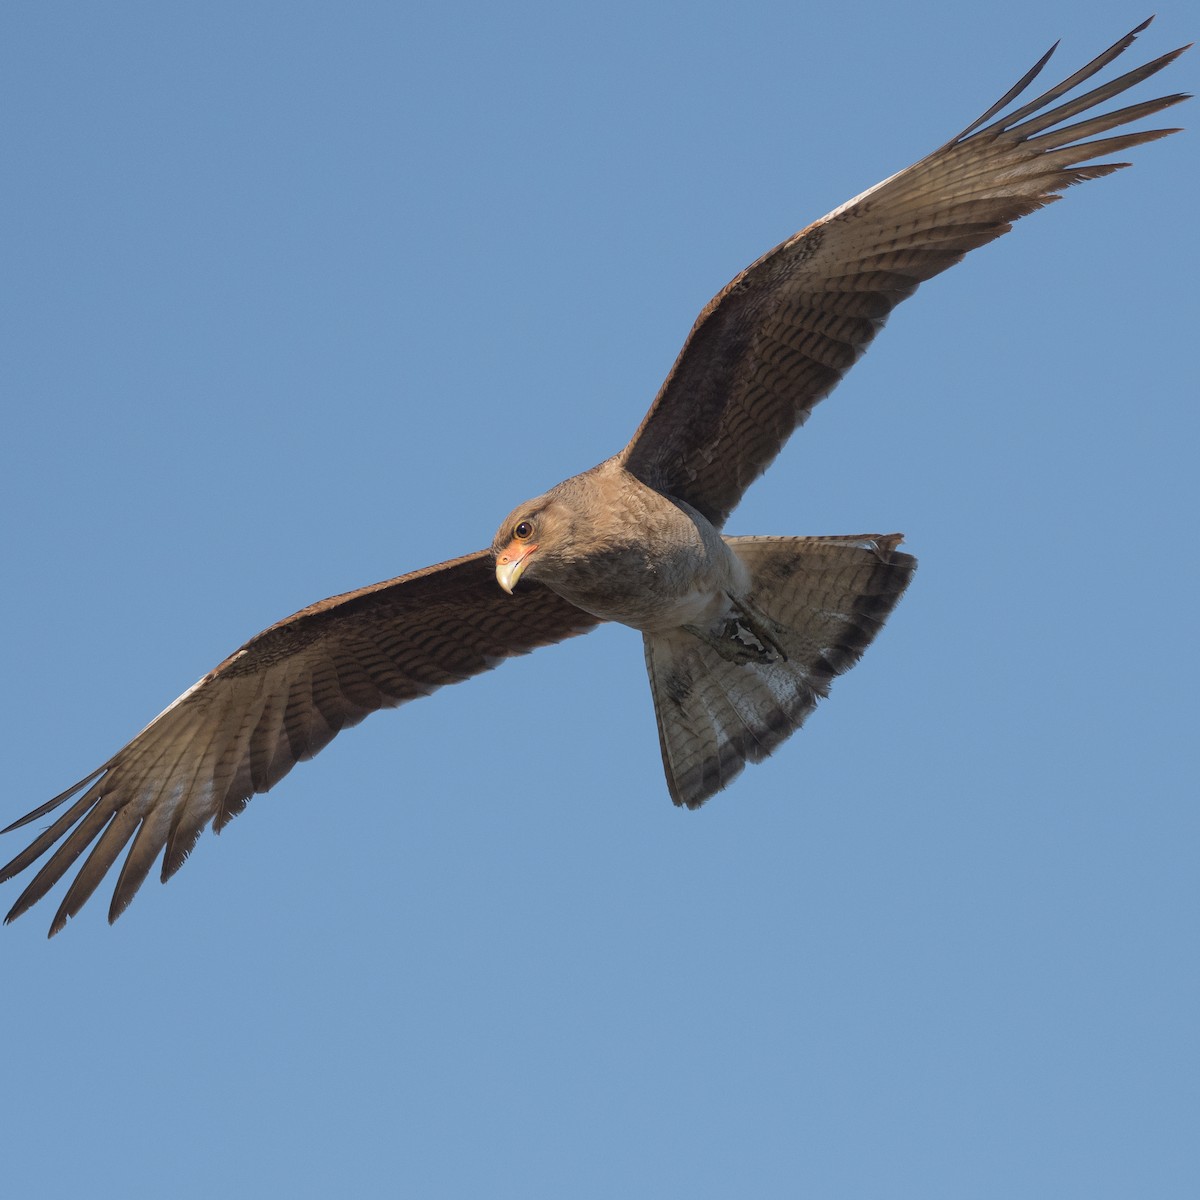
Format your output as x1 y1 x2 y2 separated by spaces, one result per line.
619 19 1190 528
0 553 599 935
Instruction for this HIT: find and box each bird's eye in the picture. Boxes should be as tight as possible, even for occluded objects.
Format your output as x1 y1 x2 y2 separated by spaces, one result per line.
514 521 534 540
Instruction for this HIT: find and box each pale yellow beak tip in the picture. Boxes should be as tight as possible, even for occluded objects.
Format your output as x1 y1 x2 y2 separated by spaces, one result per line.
495 558 523 595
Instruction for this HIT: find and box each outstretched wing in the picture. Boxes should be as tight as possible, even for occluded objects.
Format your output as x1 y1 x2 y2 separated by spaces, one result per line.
1 552 600 935
619 20 1190 528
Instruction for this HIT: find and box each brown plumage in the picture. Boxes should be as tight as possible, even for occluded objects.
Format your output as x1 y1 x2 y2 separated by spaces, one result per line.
2 21 1188 934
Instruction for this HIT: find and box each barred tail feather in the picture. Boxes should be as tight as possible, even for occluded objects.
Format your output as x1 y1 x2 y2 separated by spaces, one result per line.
644 534 916 808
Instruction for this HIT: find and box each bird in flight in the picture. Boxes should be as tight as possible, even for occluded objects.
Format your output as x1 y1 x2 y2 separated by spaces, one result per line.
2 21 1188 935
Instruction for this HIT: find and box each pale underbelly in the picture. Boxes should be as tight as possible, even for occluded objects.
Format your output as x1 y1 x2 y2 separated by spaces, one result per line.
571 586 730 634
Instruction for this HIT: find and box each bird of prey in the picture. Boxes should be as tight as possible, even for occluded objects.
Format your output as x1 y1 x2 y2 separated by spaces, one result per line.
2 21 1188 935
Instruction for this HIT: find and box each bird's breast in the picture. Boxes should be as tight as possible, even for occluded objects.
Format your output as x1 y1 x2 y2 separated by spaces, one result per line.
544 526 748 635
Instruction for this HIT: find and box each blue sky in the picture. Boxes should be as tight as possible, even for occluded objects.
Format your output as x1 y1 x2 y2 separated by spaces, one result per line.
1 3 1195 1197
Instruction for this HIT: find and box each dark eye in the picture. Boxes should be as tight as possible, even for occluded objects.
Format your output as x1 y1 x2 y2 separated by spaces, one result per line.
514 520 534 540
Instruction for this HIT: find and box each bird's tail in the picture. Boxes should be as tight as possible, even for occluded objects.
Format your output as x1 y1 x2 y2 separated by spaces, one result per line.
642 534 916 809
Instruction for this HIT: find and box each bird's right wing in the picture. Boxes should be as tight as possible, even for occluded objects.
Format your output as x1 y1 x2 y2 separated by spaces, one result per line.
619 19 1190 528
1 551 600 935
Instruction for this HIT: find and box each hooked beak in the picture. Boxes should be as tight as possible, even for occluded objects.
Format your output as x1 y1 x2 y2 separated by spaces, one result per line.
494 541 539 594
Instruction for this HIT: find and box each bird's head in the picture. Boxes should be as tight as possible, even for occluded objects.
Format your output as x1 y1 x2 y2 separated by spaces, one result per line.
492 509 542 594
491 486 584 594
492 492 552 595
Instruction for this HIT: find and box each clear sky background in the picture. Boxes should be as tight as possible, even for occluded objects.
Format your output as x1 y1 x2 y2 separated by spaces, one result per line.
1 3 1195 1197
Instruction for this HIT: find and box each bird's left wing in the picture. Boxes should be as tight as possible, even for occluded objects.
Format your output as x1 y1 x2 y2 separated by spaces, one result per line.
619 21 1189 528
1 551 600 935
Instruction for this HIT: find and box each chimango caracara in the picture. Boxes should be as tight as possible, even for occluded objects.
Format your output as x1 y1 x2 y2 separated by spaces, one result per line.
3 21 1189 934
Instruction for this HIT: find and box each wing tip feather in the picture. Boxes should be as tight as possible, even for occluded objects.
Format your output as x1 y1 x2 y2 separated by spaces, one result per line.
0 767 109 835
